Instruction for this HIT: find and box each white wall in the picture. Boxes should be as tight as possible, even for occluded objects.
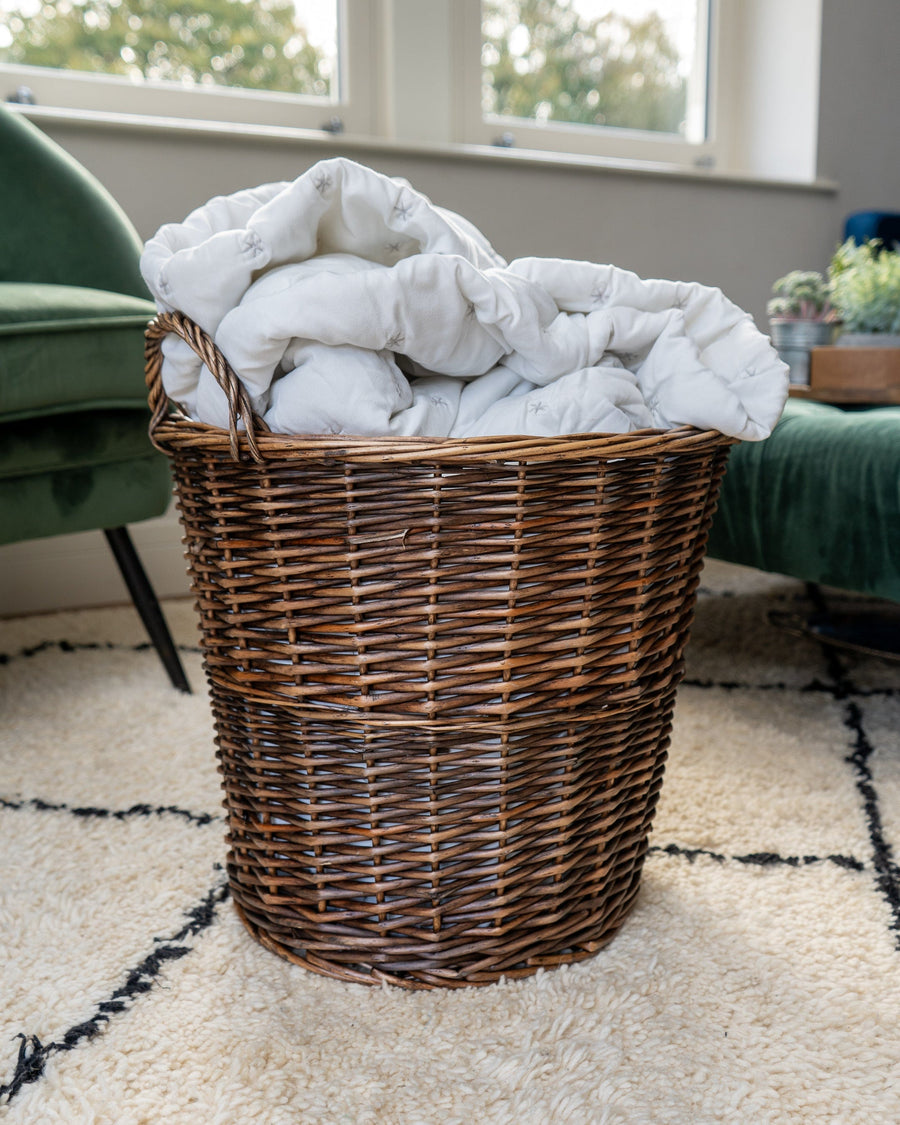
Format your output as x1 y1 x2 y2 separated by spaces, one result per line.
3 0 899 615
722 0 822 183
29 122 842 324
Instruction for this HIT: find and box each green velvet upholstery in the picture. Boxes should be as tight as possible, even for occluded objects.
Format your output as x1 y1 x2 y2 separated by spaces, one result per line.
707 398 900 603
0 104 148 296
0 105 169 544
0 104 189 689
0 410 171 545
0 283 157 421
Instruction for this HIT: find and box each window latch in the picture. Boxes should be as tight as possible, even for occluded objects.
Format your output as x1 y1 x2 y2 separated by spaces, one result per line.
6 86 36 105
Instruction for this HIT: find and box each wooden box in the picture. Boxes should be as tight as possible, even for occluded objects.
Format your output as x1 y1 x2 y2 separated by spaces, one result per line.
798 347 900 403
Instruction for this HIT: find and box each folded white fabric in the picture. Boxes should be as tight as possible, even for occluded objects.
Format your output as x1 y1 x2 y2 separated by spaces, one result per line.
141 157 788 440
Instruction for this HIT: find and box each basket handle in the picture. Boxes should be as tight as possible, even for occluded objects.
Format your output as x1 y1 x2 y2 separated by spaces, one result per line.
145 310 267 462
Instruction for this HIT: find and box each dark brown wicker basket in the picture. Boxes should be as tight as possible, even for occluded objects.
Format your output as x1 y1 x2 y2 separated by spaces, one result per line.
146 311 733 989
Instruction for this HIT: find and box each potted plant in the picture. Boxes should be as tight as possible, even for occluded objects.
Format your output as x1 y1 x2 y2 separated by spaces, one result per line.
828 237 900 347
767 269 836 385
800 238 900 402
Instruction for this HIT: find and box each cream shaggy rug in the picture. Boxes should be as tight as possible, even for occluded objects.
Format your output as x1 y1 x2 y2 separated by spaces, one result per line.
1 558 899 1124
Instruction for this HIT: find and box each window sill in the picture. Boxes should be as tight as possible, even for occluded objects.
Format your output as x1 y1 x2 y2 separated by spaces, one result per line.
13 103 840 195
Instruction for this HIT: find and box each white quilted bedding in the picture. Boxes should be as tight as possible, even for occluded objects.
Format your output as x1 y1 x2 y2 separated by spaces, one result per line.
141 157 787 440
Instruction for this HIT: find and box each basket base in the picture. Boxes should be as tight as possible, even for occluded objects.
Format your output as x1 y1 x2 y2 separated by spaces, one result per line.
229 871 643 990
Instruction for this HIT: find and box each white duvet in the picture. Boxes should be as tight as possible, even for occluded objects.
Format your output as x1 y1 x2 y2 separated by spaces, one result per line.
140 157 787 440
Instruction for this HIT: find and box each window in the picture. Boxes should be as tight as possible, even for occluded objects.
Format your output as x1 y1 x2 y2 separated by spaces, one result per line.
1 0 337 97
473 0 712 163
477 1 711 147
0 0 379 133
0 0 821 181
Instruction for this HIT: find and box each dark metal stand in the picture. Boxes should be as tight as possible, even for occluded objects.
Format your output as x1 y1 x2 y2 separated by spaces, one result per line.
769 582 900 663
104 526 191 692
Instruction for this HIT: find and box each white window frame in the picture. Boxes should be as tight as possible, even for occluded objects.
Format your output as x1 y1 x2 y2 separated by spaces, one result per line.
0 0 380 135
449 0 720 170
0 0 821 182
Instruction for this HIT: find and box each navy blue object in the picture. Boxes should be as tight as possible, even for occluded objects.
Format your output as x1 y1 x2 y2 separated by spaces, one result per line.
844 211 900 247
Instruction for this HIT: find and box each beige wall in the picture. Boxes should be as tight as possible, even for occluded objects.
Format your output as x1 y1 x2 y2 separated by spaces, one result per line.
3 0 899 615
38 123 841 329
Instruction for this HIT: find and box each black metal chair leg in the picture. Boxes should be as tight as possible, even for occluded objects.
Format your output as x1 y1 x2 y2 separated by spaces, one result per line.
104 526 191 692
768 582 900 663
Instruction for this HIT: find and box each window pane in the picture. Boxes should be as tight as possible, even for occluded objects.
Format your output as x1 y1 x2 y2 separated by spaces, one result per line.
481 0 705 138
0 0 338 99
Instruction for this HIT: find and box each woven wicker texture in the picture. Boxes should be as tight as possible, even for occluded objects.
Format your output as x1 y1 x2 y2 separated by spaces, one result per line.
146 312 733 988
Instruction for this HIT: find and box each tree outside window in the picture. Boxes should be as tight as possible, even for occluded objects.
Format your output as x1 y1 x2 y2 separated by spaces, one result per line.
0 0 333 98
482 0 702 138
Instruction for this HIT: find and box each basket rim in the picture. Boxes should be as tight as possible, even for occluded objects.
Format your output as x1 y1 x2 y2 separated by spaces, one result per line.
150 413 734 463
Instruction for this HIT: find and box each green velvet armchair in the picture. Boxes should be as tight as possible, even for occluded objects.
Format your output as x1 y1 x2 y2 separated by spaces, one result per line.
0 103 189 691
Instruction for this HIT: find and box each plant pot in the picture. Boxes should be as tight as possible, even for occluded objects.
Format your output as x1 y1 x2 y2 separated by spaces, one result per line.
768 319 835 385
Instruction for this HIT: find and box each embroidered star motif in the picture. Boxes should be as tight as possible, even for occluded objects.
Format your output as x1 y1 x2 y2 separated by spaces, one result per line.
242 230 264 256
385 240 404 253
465 301 477 319
430 395 449 408
384 331 405 350
313 171 333 195
590 286 607 305
393 197 413 222
527 401 548 415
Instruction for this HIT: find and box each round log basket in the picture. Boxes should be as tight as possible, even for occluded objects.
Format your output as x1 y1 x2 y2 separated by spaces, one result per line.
146 312 733 989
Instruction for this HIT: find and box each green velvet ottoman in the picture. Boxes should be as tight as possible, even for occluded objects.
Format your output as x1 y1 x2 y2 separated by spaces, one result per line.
707 397 900 651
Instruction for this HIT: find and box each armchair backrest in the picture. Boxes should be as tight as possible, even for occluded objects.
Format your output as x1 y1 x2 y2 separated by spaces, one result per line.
0 103 149 298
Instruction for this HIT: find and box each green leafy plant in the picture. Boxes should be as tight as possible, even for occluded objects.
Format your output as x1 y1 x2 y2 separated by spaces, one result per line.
828 238 900 334
766 270 834 321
